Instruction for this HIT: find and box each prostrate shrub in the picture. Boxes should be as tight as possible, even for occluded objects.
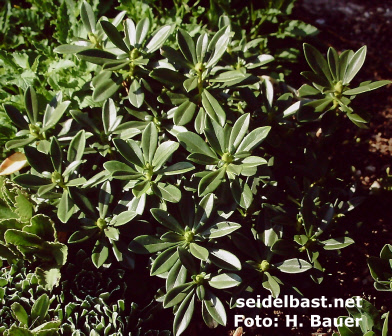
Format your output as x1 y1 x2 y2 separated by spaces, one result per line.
0 0 391 335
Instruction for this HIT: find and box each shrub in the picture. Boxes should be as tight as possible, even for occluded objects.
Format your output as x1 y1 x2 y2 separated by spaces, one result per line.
0 0 391 335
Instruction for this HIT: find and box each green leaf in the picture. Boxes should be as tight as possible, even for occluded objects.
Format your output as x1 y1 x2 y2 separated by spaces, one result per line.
204 118 225 156
42 101 70 131
187 153 219 165
54 44 90 54
22 148 48 176
159 162 194 176
104 161 140 180
49 137 62 173
167 260 188 291
68 228 97 243
321 237 354 250
101 21 129 52
209 248 242 271
193 193 214 232
263 272 280 297
135 17 150 46
236 126 271 153
231 178 253 209
31 293 50 325
104 226 119 240
77 49 117 65
11 302 29 325
13 174 50 188
198 168 226 197
164 282 194 308
177 132 217 158
200 221 241 238
343 45 366 85
208 273 241 289
275 258 312 273
196 33 208 63
151 247 179 275
113 138 144 167
111 210 137 226
183 77 198 92
5 229 43 250
128 79 144 108
129 235 178 254
173 290 195 336
201 90 226 126
203 291 226 326
343 80 391 95
327 47 340 81
303 43 333 83
338 50 354 82
91 241 109 268
153 183 182 203
25 86 38 124
102 98 117 135
173 100 197 126
189 243 209 260
177 29 196 65
3 104 29 130
68 188 96 218
205 27 231 68
178 246 198 274
81 1 96 33
202 300 219 329
304 96 334 113
6 138 35 150
298 84 321 97
93 75 121 102
151 208 184 234
98 181 112 218
124 18 136 47
57 190 74 223
150 141 178 171
229 113 250 152
142 123 158 164
145 25 172 53
24 215 55 241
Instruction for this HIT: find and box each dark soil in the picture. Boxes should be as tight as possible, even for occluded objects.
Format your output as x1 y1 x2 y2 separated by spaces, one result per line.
223 1 392 335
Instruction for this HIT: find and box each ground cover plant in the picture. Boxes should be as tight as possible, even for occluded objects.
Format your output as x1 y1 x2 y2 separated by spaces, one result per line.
1 0 391 335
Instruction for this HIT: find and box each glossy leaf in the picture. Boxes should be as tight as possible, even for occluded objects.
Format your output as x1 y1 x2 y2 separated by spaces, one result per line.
236 126 271 153
128 79 144 108
25 86 38 123
209 248 242 271
151 247 179 275
145 25 172 53
229 113 250 152
275 258 312 273
80 1 96 33
129 235 178 254
177 29 196 65
303 43 333 83
208 273 241 289
151 208 184 233
198 167 226 197
101 20 129 52
135 17 150 46
141 123 158 164
200 221 241 238
203 291 226 326
177 132 217 159
343 45 366 85
173 290 195 336
201 90 226 126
